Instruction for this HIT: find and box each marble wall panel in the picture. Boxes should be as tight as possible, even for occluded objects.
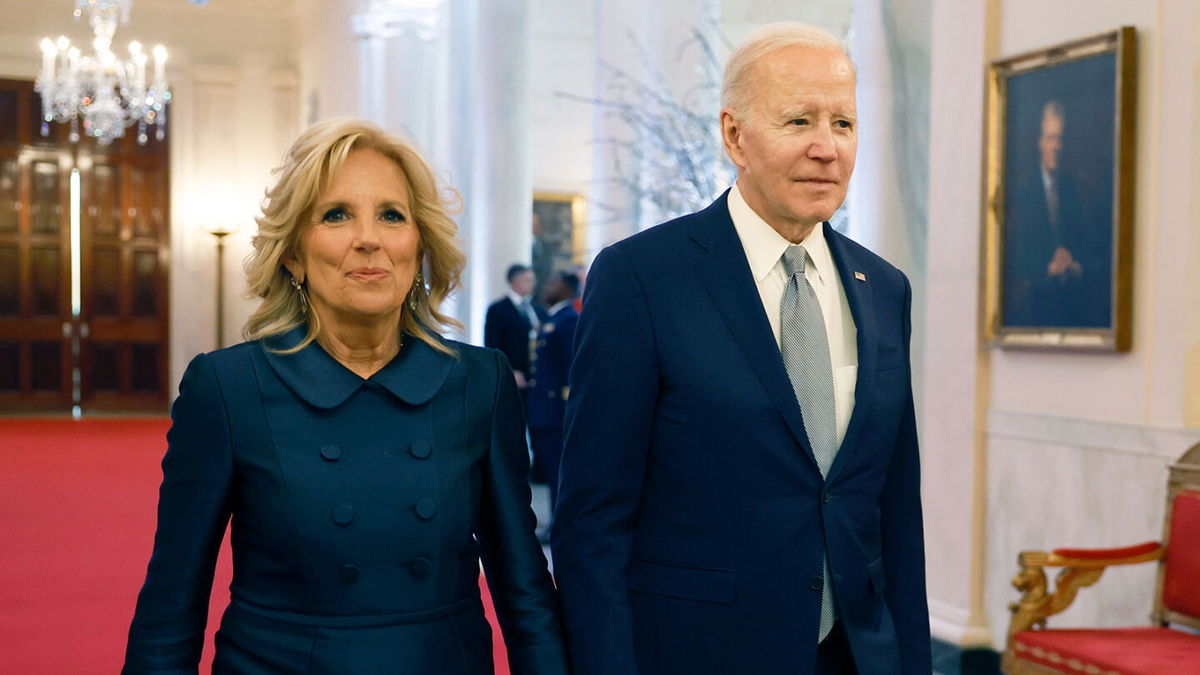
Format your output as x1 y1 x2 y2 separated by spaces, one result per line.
984 410 1199 648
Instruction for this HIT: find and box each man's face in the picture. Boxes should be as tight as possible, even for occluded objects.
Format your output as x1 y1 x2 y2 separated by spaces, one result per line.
1038 110 1064 171
511 269 535 297
542 275 568 306
721 44 858 234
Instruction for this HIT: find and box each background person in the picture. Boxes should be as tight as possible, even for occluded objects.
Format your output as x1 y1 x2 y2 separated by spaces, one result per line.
485 264 541 396
527 271 580 515
124 118 567 675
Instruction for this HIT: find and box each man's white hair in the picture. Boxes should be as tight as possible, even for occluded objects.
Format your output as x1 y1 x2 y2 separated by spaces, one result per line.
720 21 853 121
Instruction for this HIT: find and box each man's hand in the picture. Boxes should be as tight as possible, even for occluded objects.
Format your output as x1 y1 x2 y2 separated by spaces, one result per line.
1047 246 1082 279
514 370 529 389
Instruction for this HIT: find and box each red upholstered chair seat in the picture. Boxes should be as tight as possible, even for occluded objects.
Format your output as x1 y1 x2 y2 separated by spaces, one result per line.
1013 628 1200 675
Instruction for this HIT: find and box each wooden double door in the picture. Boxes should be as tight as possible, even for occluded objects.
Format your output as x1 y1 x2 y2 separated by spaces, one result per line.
0 79 170 413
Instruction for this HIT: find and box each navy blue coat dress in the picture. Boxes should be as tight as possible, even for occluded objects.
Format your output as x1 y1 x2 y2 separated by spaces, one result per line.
123 327 567 674
552 192 930 674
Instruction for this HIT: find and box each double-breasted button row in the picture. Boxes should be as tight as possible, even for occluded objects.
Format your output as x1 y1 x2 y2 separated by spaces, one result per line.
332 503 355 526
409 557 433 577
414 497 437 520
318 442 434 461
410 440 432 460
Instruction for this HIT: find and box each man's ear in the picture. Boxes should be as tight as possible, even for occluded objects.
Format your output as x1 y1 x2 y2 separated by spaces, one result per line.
721 109 747 170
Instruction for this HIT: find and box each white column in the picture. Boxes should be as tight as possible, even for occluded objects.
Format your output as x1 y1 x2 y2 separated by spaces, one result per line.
922 0 993 648
351 13 389 125
445 0 531 344
473 0 532 344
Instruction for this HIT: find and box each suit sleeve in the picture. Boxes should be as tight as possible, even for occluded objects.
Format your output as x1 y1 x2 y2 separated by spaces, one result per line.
879 272 932 673
551 245 659 675
484 303 501 351
477 349 569 675
123 353 233 674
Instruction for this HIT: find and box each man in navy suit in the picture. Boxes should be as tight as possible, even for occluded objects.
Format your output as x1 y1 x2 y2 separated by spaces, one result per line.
485 264 540 397
552 22 929 674
527 271 580 511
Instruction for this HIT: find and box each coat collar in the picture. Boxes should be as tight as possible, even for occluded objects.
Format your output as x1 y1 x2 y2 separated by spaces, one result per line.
260 326 456 409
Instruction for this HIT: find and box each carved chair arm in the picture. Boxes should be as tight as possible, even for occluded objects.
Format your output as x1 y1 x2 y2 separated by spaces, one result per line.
1022 541 1164 568
1006 541 1164 641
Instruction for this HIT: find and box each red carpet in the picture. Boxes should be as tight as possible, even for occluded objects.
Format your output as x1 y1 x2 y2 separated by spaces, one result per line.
0 418 509 673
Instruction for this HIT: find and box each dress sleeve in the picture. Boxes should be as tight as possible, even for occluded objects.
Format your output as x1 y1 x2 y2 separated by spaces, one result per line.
477 349 569 675
123 353 234 674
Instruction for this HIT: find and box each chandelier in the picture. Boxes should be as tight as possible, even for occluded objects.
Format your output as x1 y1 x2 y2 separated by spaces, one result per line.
34 0 171 145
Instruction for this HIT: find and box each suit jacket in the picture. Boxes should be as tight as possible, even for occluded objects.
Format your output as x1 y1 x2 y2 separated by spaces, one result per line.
526 303 579 430
552 192 930 674
485 296 536 379
1003 168 1110 328
124 327 567 674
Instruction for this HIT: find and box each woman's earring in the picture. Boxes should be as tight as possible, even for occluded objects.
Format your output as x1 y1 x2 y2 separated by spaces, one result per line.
409 272 424 312
290 275 309 314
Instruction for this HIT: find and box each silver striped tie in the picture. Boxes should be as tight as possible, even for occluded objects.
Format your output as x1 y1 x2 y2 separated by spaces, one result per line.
778 244 837 642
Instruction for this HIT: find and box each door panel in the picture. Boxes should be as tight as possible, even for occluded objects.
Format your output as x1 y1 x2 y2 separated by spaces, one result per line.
0 78 170 413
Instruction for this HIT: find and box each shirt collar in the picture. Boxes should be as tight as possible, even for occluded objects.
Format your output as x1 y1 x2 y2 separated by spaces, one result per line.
548 299 573 316
728 180 833 284
506 289 528 307
261 325 456 409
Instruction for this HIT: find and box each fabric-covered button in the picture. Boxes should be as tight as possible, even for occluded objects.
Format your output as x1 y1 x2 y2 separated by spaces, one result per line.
822 490 833 504
809 575 824 591
332 503 355 526
339 564 360 584
414 497 437 520
320 444 342 461
410 440 432 460
409 557 433 577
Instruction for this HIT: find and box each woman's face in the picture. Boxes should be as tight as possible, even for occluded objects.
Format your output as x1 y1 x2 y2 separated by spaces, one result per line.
286 148 421 331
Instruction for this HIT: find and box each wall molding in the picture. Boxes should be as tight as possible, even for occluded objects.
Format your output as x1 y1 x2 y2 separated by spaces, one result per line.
988 409 1200 460
929 599 993 647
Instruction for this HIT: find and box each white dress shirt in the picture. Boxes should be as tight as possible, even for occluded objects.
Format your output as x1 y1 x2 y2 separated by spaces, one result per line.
727 182 858 446
506 289 540 337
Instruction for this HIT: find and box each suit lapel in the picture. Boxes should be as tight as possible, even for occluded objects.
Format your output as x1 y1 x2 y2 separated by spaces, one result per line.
690 195 822 472
824 226 878 482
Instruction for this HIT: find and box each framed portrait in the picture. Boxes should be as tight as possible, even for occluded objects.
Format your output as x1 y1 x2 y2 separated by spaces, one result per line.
982 27 1136 351
531 191 586 300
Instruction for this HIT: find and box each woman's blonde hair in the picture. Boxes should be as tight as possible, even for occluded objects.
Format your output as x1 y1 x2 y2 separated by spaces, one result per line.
243 117 465 355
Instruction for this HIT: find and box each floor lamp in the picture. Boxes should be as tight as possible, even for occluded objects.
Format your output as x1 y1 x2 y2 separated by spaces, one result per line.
210 229 232 349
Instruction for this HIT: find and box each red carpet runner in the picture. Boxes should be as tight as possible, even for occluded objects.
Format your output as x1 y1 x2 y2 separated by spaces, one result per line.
0 418 509 674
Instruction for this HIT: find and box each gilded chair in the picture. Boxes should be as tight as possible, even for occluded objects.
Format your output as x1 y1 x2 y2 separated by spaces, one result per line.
1002 443 1200 675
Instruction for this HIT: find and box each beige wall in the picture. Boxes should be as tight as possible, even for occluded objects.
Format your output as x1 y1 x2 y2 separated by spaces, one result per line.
925 0 1200 650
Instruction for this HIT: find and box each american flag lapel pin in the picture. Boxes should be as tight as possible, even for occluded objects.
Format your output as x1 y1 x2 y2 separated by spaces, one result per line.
854 271 867 282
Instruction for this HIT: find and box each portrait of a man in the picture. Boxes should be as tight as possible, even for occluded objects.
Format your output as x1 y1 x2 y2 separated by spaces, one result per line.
999 50 1120 332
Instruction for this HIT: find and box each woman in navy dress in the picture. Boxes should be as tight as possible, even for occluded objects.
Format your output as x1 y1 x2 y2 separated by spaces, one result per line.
124 118 567 674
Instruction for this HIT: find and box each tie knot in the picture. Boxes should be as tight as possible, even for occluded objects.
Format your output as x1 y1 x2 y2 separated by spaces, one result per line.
781 245 808 277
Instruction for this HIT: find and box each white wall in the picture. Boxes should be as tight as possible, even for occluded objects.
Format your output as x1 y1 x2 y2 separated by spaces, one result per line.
925 0 1200 650
530 0 593 196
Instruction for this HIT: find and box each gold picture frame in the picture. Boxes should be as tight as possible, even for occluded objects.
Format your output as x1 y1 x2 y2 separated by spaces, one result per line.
982 27 1136 351
531 191 586 297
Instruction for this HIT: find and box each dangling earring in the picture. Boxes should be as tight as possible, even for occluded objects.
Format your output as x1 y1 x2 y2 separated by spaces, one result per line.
409 271 424 312
290 275 309 314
